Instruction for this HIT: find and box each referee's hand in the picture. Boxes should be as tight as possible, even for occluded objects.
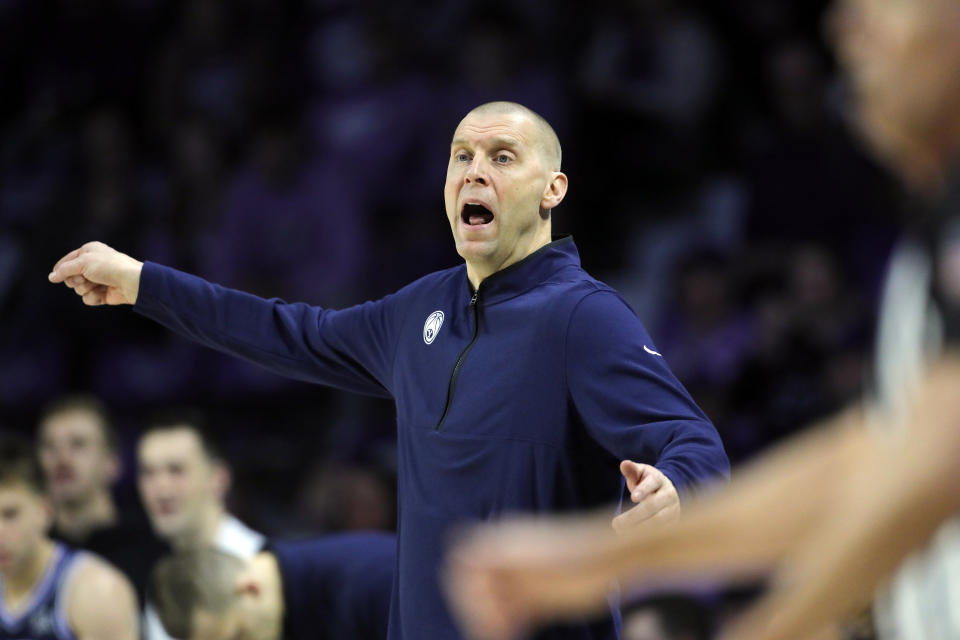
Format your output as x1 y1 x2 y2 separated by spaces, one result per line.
444 514 618 640
49 241 143 306
612 461 680 533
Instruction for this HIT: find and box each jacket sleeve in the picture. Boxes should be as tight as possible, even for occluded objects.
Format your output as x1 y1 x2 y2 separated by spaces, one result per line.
565 290 730 500
133 262 399 398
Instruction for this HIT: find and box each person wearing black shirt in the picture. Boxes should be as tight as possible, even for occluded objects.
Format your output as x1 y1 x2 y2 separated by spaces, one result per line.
37 395 167 602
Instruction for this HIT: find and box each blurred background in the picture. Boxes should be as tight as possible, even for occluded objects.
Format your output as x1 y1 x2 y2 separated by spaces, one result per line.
0 0 900 573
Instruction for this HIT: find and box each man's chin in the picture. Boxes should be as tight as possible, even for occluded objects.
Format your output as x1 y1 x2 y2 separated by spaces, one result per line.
52 487 91 506
455 238 497 262
152 518 184 538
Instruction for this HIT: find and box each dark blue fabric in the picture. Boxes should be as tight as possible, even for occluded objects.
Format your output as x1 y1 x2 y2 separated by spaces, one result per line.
135 237 730 640
271 534 394 640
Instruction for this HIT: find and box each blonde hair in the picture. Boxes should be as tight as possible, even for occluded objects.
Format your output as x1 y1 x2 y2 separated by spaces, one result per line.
149 548 246 638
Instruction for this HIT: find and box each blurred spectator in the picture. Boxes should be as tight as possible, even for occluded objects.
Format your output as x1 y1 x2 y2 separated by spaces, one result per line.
164 114 229 272
149 0 248 141
37 394 167 601
202 113 368 307
656 250 755 389
743 39 898 275
722 244 870 461
48 106 172 260
0 431 140 640
136 410 265 640
576 0 721 192
149 533 395 640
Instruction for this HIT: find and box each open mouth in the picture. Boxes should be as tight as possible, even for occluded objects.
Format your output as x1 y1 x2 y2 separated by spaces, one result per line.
461 202 495 226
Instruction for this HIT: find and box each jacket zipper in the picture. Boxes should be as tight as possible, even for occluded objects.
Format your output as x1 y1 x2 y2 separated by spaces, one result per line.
435 289 481 430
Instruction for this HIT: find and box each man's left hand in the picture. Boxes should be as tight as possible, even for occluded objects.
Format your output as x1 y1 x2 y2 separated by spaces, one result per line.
612 461 680 533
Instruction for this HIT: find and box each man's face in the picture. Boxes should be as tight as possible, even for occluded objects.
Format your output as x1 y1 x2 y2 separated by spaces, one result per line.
38 409 117 505
137 428 221 540
830 0 960 172
0 483 50 575
444 111 561 276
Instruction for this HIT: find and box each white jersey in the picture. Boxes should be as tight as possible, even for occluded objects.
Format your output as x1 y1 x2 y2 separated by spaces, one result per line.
872 237 960 640
143 515 265 640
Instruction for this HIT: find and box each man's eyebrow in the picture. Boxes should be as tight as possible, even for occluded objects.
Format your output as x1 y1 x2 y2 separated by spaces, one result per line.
450 136 523 151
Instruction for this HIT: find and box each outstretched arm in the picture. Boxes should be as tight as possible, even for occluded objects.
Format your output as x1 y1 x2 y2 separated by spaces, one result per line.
49 241 400 396
68 557 140 640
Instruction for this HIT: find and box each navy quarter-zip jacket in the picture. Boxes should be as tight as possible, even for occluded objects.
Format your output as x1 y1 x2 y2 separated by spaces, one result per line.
134 237 729 639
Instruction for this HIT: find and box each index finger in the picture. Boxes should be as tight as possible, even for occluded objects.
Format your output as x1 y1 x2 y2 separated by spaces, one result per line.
52 247 82 272
49 255 88 283
620 460 647 494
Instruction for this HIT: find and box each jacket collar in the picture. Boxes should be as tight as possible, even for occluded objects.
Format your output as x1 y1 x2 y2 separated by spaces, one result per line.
468 235 581 304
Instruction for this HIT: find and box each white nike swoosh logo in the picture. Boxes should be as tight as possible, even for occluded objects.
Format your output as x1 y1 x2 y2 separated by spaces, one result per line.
643 345 662 356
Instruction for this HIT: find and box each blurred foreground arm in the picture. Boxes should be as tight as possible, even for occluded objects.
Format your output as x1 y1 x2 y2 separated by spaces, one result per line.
445 405 866 639
446 355 960 639
48 241 143 306
723 353 960 640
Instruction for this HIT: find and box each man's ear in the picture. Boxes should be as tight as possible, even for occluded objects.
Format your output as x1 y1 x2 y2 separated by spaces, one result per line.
235 574 261 597
541 172 568 212
212 463 232 502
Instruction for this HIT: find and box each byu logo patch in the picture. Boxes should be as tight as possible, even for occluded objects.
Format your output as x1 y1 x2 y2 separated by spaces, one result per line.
423 310 444 345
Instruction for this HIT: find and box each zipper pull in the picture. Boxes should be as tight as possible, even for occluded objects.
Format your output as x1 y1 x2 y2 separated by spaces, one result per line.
470 291 479 306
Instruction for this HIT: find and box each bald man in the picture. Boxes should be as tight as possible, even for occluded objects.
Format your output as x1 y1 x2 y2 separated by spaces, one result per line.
48 101 729 639
443 4 960 640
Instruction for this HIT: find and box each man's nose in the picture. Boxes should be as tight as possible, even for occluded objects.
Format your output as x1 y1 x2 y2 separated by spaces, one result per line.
147 477 170 494
465 157 487 185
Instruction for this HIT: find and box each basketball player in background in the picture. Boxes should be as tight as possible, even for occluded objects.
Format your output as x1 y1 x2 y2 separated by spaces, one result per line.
137 413 264 640
0 435 138 640
37 395 166 600
444 0 960 638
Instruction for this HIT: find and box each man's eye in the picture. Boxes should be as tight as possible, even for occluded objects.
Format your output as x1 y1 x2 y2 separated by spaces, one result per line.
455 152 470 162
496 154 511 163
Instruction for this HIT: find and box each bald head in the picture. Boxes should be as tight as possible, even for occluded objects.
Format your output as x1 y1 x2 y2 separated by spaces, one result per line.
465 102 562 171
150 548 246 638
